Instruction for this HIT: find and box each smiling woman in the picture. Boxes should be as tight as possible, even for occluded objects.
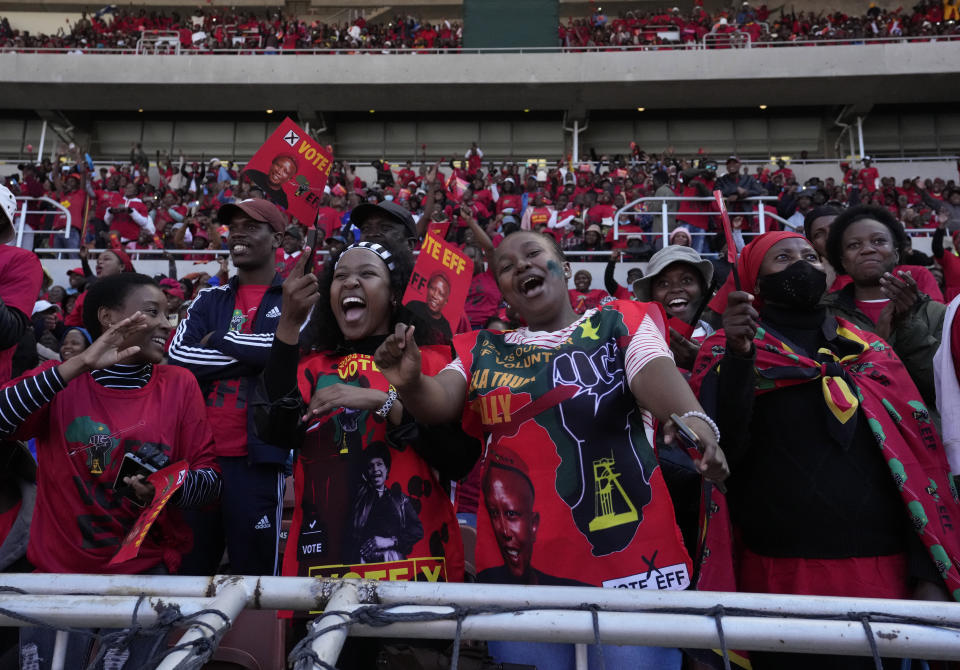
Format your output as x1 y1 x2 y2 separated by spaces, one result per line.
374 230 729 670
257 240 478 666
821 205 946 407
0 273 221 666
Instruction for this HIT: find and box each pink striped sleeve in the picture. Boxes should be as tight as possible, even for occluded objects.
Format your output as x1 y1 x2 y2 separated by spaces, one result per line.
624 313 673 383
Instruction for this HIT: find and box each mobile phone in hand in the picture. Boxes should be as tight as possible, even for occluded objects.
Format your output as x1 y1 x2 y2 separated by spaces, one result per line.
670 413 727 494
113 452 156 507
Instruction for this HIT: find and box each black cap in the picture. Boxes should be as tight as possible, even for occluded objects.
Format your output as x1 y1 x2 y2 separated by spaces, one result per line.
349 201 417 240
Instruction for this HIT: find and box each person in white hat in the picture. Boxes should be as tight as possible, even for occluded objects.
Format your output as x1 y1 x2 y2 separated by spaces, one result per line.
0 184 43 384
633 244 715 371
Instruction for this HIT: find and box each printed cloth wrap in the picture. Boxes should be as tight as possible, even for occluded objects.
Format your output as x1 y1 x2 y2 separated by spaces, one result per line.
689 317 960 601
283 346 463 586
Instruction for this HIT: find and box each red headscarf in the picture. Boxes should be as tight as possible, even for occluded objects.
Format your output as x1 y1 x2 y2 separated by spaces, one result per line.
707 231 807 313
102 246 135 274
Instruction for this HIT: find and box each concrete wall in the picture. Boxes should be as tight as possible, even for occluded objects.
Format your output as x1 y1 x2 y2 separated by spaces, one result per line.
2 41 959 116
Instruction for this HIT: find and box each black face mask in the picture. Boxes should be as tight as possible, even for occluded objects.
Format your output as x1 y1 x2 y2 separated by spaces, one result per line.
757 260 827 309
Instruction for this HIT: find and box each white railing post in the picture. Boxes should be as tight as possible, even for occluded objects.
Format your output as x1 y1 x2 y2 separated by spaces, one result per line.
296 581 360 670
15 200 27 249
661 201 670 248
758 202 766 233
156 577 249 670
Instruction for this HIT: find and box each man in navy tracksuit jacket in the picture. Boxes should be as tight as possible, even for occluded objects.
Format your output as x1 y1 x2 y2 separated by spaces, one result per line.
169 198 289 576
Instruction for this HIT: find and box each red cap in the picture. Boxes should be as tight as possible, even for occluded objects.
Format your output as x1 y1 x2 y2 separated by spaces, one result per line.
217 198 287 233
67 267 83 276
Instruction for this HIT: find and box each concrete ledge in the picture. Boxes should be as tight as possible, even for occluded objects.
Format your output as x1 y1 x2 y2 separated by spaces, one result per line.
2 42 959 112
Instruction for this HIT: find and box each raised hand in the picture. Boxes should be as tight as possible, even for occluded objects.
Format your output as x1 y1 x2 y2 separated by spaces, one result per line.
879 270 920 321
276 247 319 345
426 160 442 186
60 312 151 382
373 323 422 390
722 290 758 356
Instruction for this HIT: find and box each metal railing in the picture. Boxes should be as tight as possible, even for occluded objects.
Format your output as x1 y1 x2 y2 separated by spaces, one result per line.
1 32 959 55
12 196 72 249
135 30 181 55
612 195 790 251
1 573 959 670
703 30 751 49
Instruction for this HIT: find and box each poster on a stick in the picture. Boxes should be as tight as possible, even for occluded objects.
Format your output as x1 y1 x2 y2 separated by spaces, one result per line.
242 117 334 224
401 235 472 342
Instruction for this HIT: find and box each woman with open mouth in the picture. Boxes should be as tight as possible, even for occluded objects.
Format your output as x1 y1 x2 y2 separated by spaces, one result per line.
0 273 220 666
374 230 728 670
633 245 716 372
258 240 478 668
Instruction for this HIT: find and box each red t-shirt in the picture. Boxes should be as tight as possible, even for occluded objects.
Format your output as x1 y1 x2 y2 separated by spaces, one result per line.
8 364 217 574
205 285 269 458
65 291 86 327
587 204 616 227
860 167 880 192
275 249 302 279
568 288 610 314
855 298 889 324
830 265 944 303
0 245 43 384
315 207 342 238
107 195 150 242
941 252 960 302
496 194 523 215
465 270 501 329
55 189 88 231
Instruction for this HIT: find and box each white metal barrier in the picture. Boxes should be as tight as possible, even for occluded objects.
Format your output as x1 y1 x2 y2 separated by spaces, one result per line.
1 574 960 670
703 29 752 49
136 31 182 55
612 194 789 251
12 196 72 249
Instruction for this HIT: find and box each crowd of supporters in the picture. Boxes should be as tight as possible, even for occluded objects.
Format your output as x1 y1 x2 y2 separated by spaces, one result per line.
1 0 959 52
567 0 960 47
6 143 959 266
0 9 462 51
3 137 960 667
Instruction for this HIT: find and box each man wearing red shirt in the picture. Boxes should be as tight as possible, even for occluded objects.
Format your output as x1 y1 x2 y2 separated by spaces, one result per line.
275 224 304 278
104 182 152 243
495 178 523 215
170 199 289 576
586 191 616 227
771 159 795 183
568 269 610 314
51 166 89 254
859 157 880 193
465 143 483 176
396 161 417 189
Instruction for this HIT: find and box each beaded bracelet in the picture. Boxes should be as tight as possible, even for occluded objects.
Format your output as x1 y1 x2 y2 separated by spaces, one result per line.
376 386 398 419
679 410 721 444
